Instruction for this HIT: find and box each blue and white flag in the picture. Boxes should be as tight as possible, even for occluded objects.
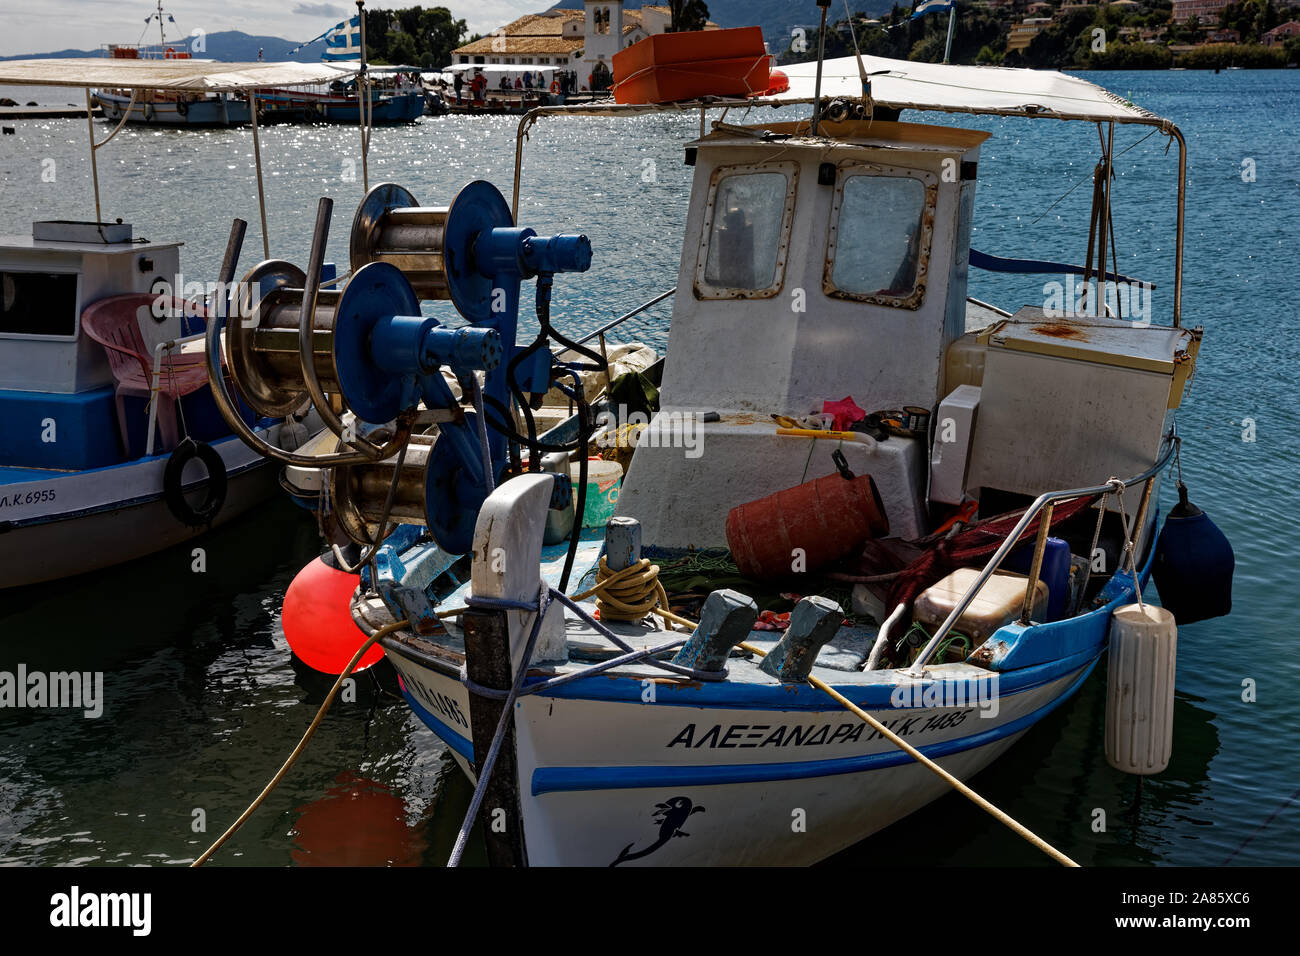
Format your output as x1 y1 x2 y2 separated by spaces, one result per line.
321 16 363 61
911 0 954 18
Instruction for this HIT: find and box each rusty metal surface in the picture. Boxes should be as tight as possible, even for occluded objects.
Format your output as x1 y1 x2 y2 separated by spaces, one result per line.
692 160 799 301
1031 323 1089 340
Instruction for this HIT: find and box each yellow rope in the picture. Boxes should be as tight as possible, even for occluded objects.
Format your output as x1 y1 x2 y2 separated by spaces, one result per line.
434 557 697 633
569 556 696 631
737 638 1080 868
191 618 409 867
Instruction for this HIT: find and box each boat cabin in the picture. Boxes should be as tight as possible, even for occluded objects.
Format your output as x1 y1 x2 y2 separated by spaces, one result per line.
618 118 1199 551
0 222 189 470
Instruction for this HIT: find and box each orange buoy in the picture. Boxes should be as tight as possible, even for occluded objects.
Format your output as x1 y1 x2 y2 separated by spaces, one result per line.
763 69 790 96
281 555 384 674
725 473 888 581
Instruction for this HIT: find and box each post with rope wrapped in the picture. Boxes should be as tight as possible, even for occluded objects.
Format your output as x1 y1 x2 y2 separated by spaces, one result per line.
461 605 528 867
456 473 564 866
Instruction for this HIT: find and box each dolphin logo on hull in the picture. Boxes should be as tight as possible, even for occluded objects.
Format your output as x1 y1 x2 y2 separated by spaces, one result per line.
610 796 705 866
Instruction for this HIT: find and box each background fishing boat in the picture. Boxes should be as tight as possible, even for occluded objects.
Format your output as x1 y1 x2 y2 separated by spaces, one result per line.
0 57 358 586
89 4 423 127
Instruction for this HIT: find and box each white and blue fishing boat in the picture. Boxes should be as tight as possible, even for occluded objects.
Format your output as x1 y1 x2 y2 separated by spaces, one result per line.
207 41 1233 865
89 4 421 127
89 2 252 127
0 58 352 587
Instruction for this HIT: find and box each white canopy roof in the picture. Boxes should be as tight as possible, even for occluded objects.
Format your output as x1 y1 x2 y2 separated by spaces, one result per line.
513 54 1173 132
0 58 358 92
777 55 1169 128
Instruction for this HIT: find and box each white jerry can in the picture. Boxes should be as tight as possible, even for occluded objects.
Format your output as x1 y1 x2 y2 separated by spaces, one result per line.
1105 603 1178 774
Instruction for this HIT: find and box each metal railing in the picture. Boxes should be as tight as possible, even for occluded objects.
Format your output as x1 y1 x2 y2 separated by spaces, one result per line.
575 288 676 347
904 431 1177 677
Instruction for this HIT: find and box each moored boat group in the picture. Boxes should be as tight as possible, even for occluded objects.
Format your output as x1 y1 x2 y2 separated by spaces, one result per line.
0 2 1237 869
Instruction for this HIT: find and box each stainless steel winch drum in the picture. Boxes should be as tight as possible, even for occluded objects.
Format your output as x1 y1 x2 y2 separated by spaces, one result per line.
350 183 452 300
226 261 345 418
350 181 516 324
330 434 435 545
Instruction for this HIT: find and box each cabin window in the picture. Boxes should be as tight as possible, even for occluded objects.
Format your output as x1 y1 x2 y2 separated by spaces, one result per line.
695 162 798 299
825 167 936 310
0 271 79 338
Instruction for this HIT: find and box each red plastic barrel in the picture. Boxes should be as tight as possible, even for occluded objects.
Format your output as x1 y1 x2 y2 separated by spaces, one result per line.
726 473 888 581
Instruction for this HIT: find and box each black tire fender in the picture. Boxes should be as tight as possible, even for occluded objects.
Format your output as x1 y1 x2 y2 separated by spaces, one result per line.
164 437 228 526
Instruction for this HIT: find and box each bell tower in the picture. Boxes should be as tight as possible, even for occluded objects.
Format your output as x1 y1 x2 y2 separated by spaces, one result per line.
583 1 624 83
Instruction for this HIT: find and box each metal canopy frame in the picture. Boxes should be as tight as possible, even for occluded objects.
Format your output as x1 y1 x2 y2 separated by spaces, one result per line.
0 60 364 260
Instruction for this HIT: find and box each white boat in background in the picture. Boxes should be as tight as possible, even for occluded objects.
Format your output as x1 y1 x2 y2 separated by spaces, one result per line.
0 57 359 587
0 220 308 586
88 3 422 127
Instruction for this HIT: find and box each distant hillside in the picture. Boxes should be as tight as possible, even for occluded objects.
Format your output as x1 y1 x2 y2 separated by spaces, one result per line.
547 0 898 52
1 30 320 63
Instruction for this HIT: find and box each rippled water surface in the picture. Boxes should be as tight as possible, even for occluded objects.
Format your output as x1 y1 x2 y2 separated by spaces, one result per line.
1 70 1297 866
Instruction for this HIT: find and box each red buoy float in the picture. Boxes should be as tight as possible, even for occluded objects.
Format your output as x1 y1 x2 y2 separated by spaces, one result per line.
725 473 888 581
281 555 385 674
763 68 790 96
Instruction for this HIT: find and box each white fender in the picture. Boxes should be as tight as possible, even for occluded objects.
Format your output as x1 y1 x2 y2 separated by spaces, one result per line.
1105 603 1177 775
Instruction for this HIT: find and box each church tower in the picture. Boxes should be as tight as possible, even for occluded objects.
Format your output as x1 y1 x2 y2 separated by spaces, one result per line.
582 1 624 86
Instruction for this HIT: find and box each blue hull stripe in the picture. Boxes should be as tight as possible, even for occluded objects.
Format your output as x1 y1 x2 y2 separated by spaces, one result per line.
529 642 1103 712
399 684 474 762
529 658 1098 796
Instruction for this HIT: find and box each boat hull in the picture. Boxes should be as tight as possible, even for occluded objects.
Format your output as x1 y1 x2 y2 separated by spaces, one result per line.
384 636 1096 866
0 430 279 587
93 90 249 126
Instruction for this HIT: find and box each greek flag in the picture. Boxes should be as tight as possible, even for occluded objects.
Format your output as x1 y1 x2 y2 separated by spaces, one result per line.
911 0 954 18
321 16 362 61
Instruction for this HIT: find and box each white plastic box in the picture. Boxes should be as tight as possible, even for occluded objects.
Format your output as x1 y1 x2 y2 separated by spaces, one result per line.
928 384 981 506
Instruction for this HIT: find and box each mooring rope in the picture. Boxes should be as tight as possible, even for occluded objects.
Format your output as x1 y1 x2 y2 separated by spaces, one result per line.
190 618 410 867
572 556 682 629
736 639 1080 868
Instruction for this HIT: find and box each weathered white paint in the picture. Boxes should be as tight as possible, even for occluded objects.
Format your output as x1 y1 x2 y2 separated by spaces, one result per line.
386 640 1081 866
658 121 986 416
617 416 927 549
965 310 1190 514
0 235 183 394
619 121 987 550
470 472 568 667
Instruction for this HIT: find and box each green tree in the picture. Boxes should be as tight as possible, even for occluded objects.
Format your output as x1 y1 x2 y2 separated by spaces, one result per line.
359 7 467 67
669 1 711 32
418 7 468 68
386 31 418 65
1086 39 1174 68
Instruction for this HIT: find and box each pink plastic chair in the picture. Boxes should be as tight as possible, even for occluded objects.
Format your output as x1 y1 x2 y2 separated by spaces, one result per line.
81 294 212 456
